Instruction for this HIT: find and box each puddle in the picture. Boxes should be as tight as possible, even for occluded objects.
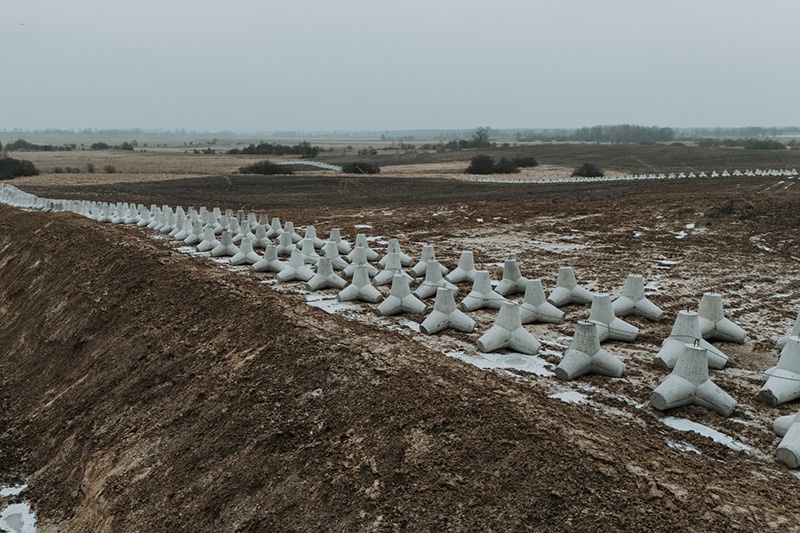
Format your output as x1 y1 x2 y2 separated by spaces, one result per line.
445 350 554 377
661 417 751 452
0 501 36 533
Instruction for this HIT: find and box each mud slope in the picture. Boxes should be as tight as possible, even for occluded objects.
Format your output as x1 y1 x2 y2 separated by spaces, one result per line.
2 205 800 532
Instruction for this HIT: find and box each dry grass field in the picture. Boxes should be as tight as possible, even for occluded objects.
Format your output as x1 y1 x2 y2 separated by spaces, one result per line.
4 142 800 531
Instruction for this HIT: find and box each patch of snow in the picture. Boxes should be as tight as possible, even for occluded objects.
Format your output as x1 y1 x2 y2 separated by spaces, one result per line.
403 321 420 332
633 231 644 238
305 294 354 314
773 293 792 299
548 391 588 404
666 440 702 454
353 224 373 229
674 231 687 239
661 417 751 452
0 502 36 533
685 223 696 229
758 245 774 253
0 486 26 498
476 218 484 223
445 350 554 377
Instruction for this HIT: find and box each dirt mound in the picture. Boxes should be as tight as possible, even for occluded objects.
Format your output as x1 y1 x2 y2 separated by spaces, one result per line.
2 194 800 531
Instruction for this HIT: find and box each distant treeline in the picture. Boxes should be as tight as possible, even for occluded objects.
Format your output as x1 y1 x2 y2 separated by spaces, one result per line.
2 139 138 151
516 125 675 143
227 142 320 158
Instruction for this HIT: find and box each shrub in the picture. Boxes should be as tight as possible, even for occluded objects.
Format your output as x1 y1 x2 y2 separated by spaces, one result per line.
53 167 64 174
103 165 116 174
238 160 293 175
512 156 539 168
465 154 496 174
86 163 95 173
341 162 380 174
91 142 111 150
494 157 519 174
0 157 40 179
571 163 604 177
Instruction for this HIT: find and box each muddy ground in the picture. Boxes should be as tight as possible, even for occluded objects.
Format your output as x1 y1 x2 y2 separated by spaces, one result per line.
3 170 800 531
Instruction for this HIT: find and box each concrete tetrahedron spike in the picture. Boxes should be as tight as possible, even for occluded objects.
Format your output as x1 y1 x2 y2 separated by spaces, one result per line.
373 252 412 286
778 311 800 350
184 220 204 245
414 260 459 300
275 232 296 257
446 251 478 284
343 246 378 278
520 279 564 324
252 225 271 249
495 259 528 297
459 271 507 312
232 220 255 244
377 274 427 316
697 292 746 343
172 218 192 241
328 228 352 255
410 244 449 278
420 287 475 335
655 311 727 370
321 241 349 270
251 245 286 273
347 234 379 262
555 321 625 381
283 221 302 243
612 274 664 321
773 411 800 468
379 238 412 267
303 225 325 249
547 267 593 307
211 231 240 257
267 217 282 238
277 250 315 282
137 208 152 228
230 238 261 266
338 265 384 304
197 226 220 252
759 336 800 406
306 257 347 291
587 293 638 342
651 343 737 417
477 302 540 355
299 238 321 264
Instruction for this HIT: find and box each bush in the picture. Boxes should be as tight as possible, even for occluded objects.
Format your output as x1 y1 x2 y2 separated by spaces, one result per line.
91 142 111 150
103 165 116 174
238 160 293 175
512 156 539 168
0 157 40 179
465 154 496 174
571 163 604 177
493 157 519 174
53 167 64 174
86 163 95 173
341 162 380 174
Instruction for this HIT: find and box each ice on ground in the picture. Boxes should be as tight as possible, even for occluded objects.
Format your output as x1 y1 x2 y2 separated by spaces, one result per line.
661 417 751 452
758 245 774 253
773 293 791 299
305 294 355 314
445 350 555 377
403 321 421 332
667 440 702 454
549 391 588 404
353 224 373 229
674 231 687 239
0 502 36 533
633 231 644 238
0 485 26 498
476 218 484 223
685 223 696 229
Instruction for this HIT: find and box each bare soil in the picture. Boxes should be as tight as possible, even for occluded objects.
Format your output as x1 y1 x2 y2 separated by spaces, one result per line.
3 155 800 530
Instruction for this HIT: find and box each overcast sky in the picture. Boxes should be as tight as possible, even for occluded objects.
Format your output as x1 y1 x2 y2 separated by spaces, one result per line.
2 0 798 132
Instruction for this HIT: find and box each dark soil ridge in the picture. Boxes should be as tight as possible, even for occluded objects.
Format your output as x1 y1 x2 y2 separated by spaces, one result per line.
2 207 800 531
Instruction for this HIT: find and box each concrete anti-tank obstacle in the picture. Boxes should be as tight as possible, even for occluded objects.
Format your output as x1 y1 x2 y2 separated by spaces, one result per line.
547 266 593 307
306 257 347 291
373 252 412 286
230 238 261 266
379 238 412 267
146 207 162 229
252 224 271 249
697 292 746 343
321 241 349 271
773 410 800 468
459 270 507 312
197 226 220 252
303 225 325 249
251 245 286 273
327 228 352 255
347 234 379 262
343 246 379 278
650 343 737 417
420 287 475 335
495 259 528 297
778 311 800 350
233 220 255 244
137 208 152 228
211 231 240 257
172 218 192 241
277 250 315 282
377 274 427 316
612 274 664 321
477 301 541 355
267 217 282 238
299 238 321 265
446 251 478 284
655 311 727 370
519 279 564 324
414 260 458 300
758 336 800 406
410 244 448 278
275 232 297 256
339 265 384 304
555 321 625 380
282 221 302 243
587 293 638 342
213 214 231 236
184 220 204 245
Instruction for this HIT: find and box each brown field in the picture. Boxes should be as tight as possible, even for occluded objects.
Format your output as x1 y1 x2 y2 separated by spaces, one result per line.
3 144 800 531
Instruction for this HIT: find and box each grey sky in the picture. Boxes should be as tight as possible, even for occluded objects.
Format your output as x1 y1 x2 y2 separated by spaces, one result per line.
3 0 798 132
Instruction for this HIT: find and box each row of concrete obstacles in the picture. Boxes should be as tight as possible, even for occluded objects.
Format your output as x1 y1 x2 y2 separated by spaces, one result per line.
2 184 800 467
